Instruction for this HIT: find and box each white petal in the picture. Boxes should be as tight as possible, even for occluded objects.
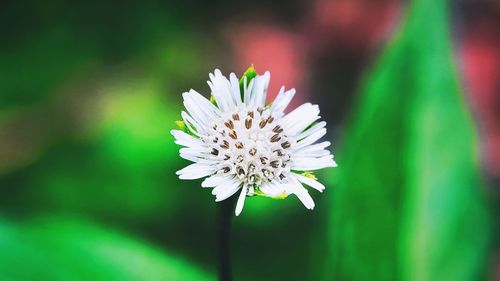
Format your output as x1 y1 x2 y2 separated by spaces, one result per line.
294 121 326 141
229 73 242 105
295 188 315 210
271 87 295 115
293 173 325 192
214 178 242 202
249 72 270 107
176 163 215 180
235 184 248 216
243 77 255 104
294 148 331 158
295 141 333 158
203 174 232 188
295 141 331 153
188 89 220 117
292 155 337 171
259 182 286 197
181 111 203 137
179 146 205 155
170 130 202 148
182 90 218 127
208 69 236 112
294 128 327 150
285 177 315 210
179 154 217 164
261 72 271 105
281 103 320 136
182 94 205 126
179 152 202 162
178 147 210 163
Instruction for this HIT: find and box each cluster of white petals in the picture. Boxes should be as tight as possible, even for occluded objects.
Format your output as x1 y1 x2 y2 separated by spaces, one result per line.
171 69 337 215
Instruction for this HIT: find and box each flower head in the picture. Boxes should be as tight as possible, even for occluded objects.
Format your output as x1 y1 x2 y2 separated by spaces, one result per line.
171 67 337 215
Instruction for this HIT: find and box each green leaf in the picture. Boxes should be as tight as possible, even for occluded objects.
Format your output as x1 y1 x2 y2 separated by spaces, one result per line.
239 65 258 100
24 79 187 221
327 0 491 280
0 216 215 281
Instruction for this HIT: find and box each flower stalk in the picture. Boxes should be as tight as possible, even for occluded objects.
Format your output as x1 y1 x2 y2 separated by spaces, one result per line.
217 195 237 281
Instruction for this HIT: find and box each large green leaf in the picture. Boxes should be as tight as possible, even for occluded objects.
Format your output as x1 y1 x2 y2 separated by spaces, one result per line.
0 216 214 281
328 0 491 280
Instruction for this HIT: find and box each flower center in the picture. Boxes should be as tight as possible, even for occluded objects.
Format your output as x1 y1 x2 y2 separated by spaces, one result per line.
206 106 293 185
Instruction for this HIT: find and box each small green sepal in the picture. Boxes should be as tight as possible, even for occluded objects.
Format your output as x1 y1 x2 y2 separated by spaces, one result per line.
209 95 218 107
271 192 289 200
175 120 197 137
254 185 289 200
239 65 258 100
302 171 317 180
175 120 186 131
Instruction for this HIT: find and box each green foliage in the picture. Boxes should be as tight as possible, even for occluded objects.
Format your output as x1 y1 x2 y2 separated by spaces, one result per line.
18 78 188 221
0 2 307 281
328 0 491 280
0 216 214 281
0 1 494 281
0 28 96 109
94 80 180 166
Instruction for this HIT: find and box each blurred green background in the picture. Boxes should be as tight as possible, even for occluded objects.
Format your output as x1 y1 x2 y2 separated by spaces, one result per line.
1 0 499 280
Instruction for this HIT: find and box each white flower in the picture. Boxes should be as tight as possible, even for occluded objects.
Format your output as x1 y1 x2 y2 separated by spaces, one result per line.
171 68 337 216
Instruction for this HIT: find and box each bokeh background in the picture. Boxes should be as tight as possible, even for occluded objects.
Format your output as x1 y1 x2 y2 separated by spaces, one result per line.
0 0 499 280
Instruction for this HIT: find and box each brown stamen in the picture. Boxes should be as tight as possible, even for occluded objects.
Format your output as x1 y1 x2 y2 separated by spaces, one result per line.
272 125 283 133
248 175 256 184
262 169 270 177
237 155 244 162
237 167 246 177
260 157 268 164
245 118 252 129
270 134 281 143
235 141 244 149
224 120 234 129
281 141 291 149
248 164 255 172
220 140 230 149
259 119 268 128
228 130 237 139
